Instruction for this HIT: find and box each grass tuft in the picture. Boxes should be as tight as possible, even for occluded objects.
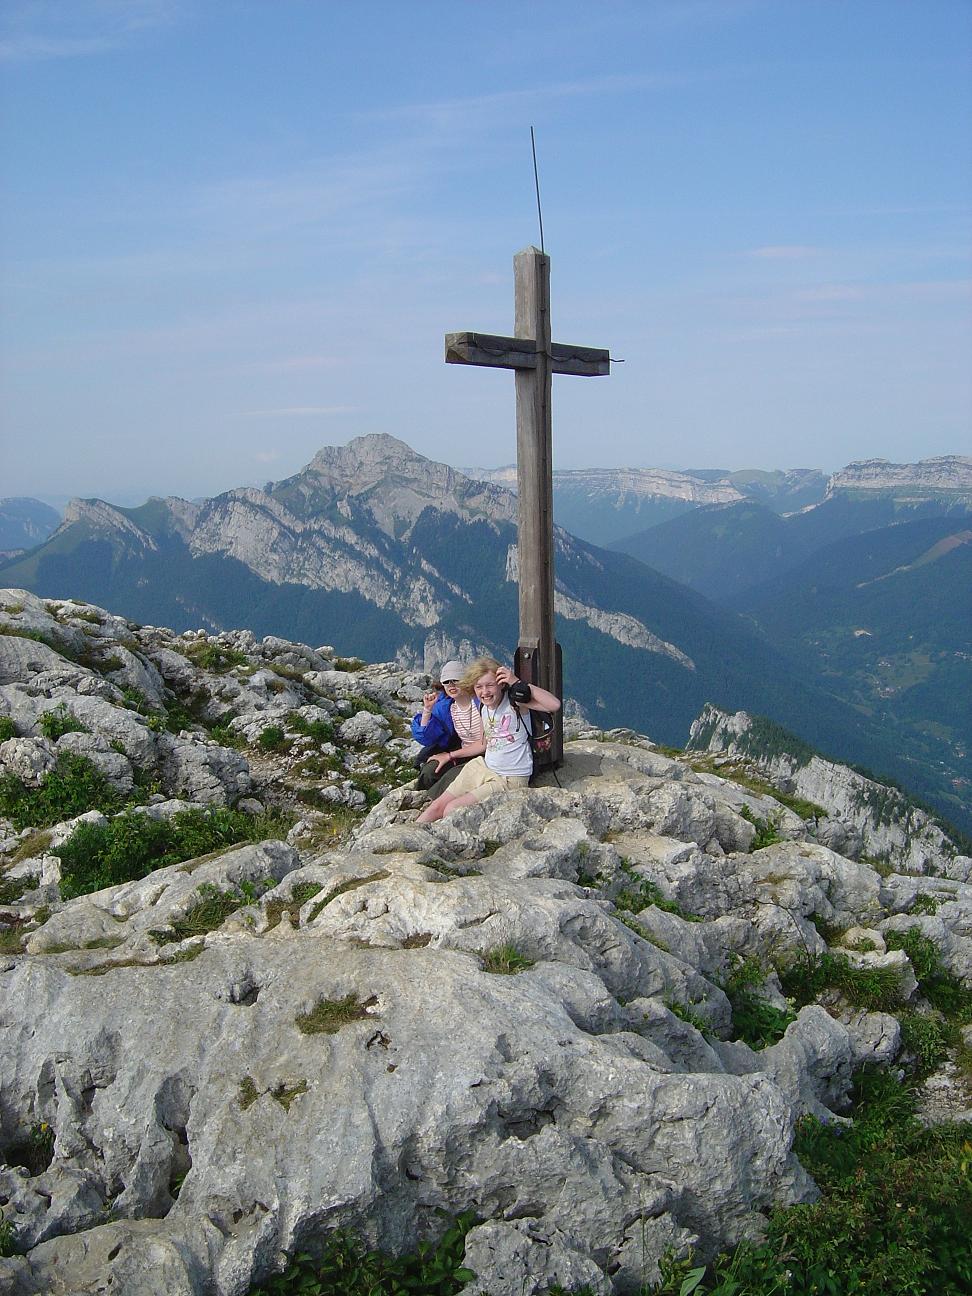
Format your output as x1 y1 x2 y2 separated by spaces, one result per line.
296 993 377 1035
481 944 534 975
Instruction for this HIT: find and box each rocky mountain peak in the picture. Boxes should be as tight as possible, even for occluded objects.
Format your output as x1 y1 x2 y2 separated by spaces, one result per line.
281 433 518 535
305 432 425 482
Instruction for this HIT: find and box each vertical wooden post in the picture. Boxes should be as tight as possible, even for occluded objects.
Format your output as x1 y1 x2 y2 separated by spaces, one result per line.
514 246 553 679
514 246 562 764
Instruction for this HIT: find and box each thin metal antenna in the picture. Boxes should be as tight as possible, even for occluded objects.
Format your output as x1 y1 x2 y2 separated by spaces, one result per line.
530 126 545 255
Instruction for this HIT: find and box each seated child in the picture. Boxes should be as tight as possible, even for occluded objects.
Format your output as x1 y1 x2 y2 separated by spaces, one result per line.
416 657 560 823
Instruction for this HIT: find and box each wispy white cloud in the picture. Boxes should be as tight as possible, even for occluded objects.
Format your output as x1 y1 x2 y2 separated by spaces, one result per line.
0 0 179 63
361 72 692 130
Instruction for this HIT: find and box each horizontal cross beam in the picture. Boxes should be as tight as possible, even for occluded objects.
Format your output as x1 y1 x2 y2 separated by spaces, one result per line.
445 331 610 378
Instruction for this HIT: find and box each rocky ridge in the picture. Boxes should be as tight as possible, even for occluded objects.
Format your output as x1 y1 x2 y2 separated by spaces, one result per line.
687 704 971 879
0 594 970 1295
827 456 972 501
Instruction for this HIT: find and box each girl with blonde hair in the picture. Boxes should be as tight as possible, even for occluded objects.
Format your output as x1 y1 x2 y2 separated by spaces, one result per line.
416 656 560 823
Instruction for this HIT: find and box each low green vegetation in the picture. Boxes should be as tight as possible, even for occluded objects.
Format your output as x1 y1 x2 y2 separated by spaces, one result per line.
0 1206 13 1258
0 753 124 830
780 949 904 1014
176 640 250 673
649 1068 972 1296
480 944 535 975
287 711 335 743
722 956 796 1049
344 694 384 716
57 807 292 899
0 716 17 742
248 1212 476 1296
738 805 783 850
7 827 52 864
265 881 324 930
208 722 247 750
884 927 972 1021
0 873 38 906
150 879 271 944
296 993 377 1035
257 725 289 752
38 704 87 740
613 860 702 922
332 657 366 672
238 1076 260 1110
2 1120 55 1177
910 891 942 916
307 872 389 922
664 999 710 1034
687 753 827 822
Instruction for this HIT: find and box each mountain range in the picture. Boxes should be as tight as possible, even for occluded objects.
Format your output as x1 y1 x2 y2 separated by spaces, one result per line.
0 497 61 554
2 436 968 834
611 456 972 601
465 464 832 544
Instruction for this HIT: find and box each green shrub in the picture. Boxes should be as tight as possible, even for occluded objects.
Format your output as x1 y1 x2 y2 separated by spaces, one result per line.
0 754 123 830
258 725 288 752
249 1212 476 1295
286 712 335 743
780 950 904 1013
0 716 16 742
885 928 972 1020
38 704 86 741
57 807 292 899
722 957 796 1050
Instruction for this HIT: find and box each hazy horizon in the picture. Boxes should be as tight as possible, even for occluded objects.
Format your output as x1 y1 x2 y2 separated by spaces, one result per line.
3 1 970 502
8 438 970 517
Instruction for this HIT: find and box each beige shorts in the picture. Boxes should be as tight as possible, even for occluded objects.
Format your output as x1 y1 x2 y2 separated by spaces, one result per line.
446 756 531 803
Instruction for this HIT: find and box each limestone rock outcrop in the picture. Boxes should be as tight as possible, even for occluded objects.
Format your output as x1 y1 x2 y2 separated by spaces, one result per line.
1 594 970 1295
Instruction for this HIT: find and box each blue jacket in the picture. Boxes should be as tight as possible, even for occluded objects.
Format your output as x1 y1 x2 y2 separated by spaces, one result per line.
410 694 482 750
411 693 457 750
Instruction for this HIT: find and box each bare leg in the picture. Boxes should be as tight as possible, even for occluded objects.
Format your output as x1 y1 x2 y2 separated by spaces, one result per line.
442 793 480 816
417 791 456 823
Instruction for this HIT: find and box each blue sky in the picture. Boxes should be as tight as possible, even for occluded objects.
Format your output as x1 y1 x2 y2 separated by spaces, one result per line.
2 0 970 505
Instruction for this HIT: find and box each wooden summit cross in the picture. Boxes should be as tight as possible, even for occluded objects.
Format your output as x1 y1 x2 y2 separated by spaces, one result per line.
445 246 610 768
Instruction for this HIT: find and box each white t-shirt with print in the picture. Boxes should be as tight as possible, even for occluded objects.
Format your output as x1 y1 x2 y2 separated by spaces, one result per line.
482 693 532 778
